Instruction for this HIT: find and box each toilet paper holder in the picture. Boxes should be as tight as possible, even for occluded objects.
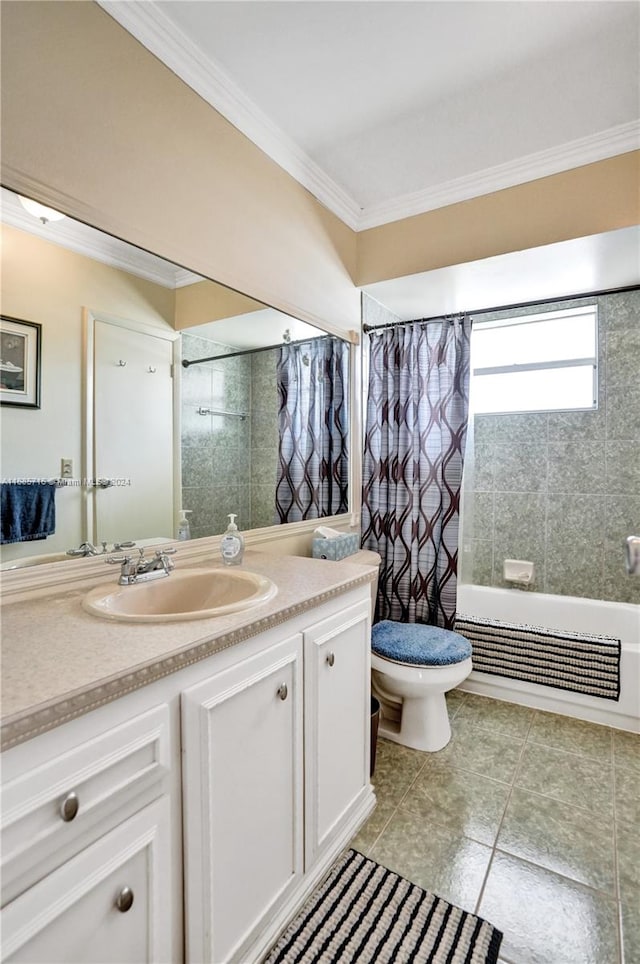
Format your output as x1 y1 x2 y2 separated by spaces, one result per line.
504 559 535 585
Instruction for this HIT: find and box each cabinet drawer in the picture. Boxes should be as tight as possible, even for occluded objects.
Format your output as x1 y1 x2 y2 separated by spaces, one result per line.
1 703 170 906
1 797 173 963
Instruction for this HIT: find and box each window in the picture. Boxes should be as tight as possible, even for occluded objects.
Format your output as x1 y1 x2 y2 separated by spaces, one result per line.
470 305 598 415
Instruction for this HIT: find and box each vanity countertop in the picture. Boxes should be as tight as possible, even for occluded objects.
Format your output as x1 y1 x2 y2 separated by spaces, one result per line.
0 551 375 751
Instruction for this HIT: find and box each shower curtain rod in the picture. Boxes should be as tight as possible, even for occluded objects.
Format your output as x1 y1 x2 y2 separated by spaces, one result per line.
362 283 639 335
182 333 333 368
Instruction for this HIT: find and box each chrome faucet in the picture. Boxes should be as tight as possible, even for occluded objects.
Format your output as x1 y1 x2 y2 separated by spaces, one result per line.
67 540 135 557
67 542 99 557
107 547 177 585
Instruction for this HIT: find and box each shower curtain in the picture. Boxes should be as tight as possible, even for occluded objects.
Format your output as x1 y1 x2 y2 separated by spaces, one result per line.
362 317 471 629
275 337 349 523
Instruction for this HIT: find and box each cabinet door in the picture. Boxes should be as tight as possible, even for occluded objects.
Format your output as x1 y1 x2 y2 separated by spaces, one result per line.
304 600 371 865
182 633 304 964
1 798 173 963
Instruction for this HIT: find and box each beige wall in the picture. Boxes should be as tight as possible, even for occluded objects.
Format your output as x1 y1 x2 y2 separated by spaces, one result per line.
0 1 360 336
0 224 175 563
357 152 640 285
174 280 264 331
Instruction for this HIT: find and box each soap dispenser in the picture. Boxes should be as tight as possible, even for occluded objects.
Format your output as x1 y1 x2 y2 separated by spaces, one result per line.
220 513 244 566
177 509 192 541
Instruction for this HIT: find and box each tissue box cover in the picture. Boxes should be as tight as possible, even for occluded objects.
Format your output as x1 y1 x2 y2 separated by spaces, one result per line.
312 532 359 561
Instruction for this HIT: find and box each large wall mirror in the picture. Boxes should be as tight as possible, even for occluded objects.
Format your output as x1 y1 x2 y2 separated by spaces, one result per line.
0 188 351 568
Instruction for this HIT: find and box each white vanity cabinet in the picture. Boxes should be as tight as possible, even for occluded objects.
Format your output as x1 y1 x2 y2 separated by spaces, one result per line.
304 599 371 867
1 799 173 964
181 632 305 964
0 701 179 964
0 580 375 964
181 592 373 964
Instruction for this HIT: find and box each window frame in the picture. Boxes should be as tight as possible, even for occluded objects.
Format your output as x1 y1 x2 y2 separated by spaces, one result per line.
470 304 599 417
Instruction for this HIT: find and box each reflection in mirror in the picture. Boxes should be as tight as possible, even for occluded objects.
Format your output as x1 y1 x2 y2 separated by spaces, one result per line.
0 187 350 568
180 311 349 537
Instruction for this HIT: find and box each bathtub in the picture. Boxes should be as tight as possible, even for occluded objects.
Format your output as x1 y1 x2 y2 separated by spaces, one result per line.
456 584 640 733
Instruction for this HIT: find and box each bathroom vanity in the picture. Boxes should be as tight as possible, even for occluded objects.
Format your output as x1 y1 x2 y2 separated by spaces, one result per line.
0 550 376 963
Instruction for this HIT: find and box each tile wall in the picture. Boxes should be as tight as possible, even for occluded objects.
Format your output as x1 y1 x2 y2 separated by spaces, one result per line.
462 289 640 604
249 348 279 529
180 334 280 536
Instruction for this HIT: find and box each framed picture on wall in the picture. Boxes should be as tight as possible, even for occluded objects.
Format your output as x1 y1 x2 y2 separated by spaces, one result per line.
0 316 42 409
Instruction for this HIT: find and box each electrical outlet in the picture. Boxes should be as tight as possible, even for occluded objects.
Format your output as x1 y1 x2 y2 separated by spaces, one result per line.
61 458 73 478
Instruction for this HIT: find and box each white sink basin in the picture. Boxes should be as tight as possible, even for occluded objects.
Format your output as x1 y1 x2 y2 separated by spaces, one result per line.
82 568 277 622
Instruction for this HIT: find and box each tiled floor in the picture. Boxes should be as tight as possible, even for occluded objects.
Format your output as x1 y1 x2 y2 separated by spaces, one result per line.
351 691 639 964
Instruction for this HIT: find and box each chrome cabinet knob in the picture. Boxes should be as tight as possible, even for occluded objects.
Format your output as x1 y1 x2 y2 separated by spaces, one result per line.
59 791 79 822
326 651 335 667
115 886 134 913
277 683 288 701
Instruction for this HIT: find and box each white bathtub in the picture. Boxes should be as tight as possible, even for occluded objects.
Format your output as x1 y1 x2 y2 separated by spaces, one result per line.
456 584 640 732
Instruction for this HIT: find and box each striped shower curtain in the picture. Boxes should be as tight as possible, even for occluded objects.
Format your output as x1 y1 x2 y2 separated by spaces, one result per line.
275 337 349 523
362 317 471 629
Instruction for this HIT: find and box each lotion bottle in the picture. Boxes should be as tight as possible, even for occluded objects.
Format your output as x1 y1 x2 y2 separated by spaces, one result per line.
221 513 244 566
177 509 192 540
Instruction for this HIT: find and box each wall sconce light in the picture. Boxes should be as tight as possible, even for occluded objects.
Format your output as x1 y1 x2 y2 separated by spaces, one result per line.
18 195 66 225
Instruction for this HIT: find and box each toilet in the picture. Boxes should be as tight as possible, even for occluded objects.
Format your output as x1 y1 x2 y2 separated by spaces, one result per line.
371 621 472 752
349 550 472 753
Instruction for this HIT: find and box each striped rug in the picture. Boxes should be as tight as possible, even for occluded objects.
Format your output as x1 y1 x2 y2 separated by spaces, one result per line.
263 849 502 964
454 613 621 701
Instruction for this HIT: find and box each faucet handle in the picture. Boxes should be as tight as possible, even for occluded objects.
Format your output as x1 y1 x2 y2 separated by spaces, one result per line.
105 554 131 565
155 547 177 557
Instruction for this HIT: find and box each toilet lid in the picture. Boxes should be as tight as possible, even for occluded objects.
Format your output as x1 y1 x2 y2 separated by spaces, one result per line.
372 620 472 666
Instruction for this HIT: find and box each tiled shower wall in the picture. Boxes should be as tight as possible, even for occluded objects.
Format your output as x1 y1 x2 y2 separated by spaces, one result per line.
181 334 252 538
249 348 279 529
462 289 640 604
180 334 279 537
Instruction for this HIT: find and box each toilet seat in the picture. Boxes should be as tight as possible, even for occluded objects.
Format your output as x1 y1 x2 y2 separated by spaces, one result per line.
371 620 472 667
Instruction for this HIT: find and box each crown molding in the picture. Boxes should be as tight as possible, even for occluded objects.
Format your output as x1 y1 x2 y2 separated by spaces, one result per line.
97 0 363 230
1 186 202 289
358 121 640 230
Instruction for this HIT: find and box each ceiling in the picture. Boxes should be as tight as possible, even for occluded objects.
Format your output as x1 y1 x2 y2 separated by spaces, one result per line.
100 0 639 230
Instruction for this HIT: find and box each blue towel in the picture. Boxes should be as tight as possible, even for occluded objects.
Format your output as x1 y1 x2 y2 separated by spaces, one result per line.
1 482 57 545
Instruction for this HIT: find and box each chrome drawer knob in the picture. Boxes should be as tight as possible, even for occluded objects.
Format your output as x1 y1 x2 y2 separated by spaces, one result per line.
326 651 335 667
60 791 79 822
277 683 288 701
115 886 134 913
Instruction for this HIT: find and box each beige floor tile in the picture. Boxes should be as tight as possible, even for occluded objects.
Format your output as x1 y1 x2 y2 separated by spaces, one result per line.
528 710 613 764
516 742 614 813
371 737 426 807
435 718 525 784
370 808 492 913
479 852 620 964
615 767 640 826
401 758 510 846
455 692 534 739
621 883 640 964
497 786 616 894
617 816 640 893
613 729 640 774
446 687 467 718
349 795 397 856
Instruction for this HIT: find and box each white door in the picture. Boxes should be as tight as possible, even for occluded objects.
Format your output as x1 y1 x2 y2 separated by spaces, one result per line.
304 601 371 866
181 634 304 964
93 320 174 544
